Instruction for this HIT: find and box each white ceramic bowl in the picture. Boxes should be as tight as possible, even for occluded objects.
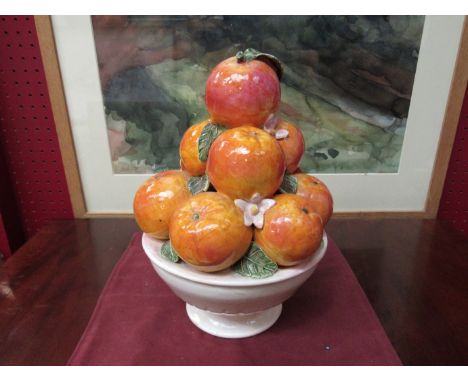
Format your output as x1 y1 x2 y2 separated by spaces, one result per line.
142 232 327 338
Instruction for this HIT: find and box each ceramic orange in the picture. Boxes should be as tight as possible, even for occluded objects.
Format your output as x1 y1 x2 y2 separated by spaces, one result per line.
205 51 281 128
179 119 210 176
255 194 323 267
206 126 286 201
295 173 333 225
133 170 191 239
169 192 253 272
274 119 305 174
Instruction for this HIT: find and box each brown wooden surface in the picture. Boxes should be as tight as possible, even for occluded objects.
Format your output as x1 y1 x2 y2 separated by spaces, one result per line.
0 218 467 365
83 211 436 219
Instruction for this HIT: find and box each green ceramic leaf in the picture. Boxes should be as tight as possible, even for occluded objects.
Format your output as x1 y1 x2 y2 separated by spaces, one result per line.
236 48 283 80
197 123 227 161
188 174 210 195
160 241 180 263
233 243 278 279
279 174 298 194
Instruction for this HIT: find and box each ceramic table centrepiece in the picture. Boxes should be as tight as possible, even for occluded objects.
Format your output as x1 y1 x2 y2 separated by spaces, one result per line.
134 48 334 338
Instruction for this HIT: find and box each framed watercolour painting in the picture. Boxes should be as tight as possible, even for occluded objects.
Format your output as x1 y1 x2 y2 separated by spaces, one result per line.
37 15 467 216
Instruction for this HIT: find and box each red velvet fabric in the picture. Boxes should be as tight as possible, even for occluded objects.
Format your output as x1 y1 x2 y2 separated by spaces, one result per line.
68 233 401 365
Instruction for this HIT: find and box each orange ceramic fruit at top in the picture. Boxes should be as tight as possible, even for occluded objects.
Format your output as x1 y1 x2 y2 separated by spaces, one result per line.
255 194 323 267
206 126 286 201
169 192 253 272
205 55 281 128
179 119 210 176
133 170 190 240
295 173 333 225
274 119 305 174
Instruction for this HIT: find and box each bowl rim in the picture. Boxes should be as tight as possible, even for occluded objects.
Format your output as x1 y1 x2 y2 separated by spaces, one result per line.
142 232 328 287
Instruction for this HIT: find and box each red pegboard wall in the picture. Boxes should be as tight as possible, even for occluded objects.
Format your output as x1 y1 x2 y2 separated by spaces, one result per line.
0 15 74 239
438 84 468 237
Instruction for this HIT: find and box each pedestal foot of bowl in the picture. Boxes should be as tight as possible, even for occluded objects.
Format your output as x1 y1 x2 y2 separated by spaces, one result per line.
186 303 282 339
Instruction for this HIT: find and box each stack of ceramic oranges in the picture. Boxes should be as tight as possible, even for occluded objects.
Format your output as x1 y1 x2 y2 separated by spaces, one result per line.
134 49 333 276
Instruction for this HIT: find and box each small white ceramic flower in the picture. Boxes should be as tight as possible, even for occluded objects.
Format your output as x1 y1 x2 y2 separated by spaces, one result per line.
263 113 289 140
235 194 276 229
274 129 289 140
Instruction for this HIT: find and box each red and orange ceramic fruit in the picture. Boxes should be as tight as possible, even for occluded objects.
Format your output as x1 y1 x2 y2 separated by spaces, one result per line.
254 194 323 267
206 126 286 201
273 119 305 174
205 49 281 128
133 170 191 240
179 119 210 176
295 173 333 225
169 192 253 272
